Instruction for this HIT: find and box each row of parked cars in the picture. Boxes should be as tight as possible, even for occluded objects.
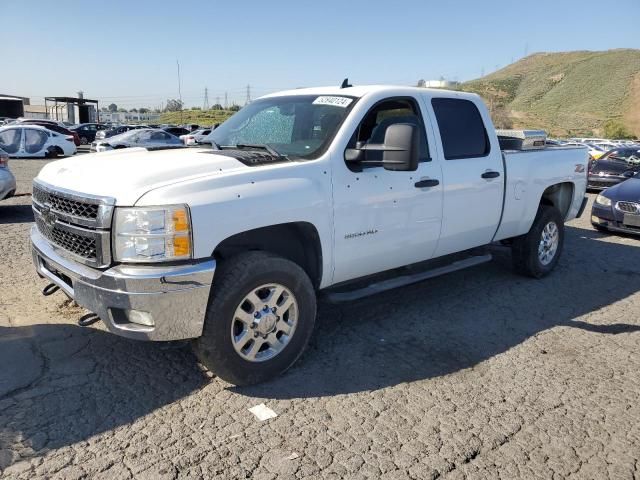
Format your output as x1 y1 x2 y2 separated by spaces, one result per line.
577 140 640 236
0 118 218 159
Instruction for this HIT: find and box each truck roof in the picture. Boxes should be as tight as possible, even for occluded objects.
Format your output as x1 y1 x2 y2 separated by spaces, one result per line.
260 84 476 100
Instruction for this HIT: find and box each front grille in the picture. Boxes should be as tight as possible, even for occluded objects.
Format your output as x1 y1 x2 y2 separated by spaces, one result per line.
35 215 97 261
616 201 640 214
33 184 99 219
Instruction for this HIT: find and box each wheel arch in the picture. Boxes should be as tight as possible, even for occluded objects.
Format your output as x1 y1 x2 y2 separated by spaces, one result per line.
212 222 323 289
539 182 575 220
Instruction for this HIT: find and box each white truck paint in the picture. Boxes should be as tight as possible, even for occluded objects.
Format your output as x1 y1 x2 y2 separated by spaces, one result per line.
31 85 588 384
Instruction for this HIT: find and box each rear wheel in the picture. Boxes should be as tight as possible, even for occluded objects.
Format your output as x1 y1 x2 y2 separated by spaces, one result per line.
80 136 89 145
45 147 61 159
512 205 564 278
193 252 316 385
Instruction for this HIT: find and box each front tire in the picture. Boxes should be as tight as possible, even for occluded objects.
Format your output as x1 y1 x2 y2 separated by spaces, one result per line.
511 205 564 278
193 252 316 385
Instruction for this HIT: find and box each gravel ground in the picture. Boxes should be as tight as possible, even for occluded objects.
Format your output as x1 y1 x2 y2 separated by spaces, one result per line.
1 159 639 479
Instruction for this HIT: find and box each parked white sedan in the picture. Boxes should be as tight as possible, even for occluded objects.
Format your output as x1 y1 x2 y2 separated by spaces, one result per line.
180 128 212 145
0 125 76 158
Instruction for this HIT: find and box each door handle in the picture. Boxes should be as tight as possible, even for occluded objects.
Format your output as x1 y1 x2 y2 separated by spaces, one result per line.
481 171 500 179
414 178 440 188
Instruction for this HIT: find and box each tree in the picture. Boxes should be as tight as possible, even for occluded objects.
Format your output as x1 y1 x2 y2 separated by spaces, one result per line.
211 103 223 110
603 119 633 139
416 79 426 88
130 108 138 113
229 104 241 112
139 108 149 114
118 108 127 112
108 103 118 112
164 99 183 112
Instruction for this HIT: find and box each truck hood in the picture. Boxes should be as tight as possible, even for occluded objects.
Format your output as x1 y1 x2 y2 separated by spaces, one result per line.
36 147 248 205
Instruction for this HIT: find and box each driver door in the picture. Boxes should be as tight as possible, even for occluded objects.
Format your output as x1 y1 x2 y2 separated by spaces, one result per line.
332 96 443 284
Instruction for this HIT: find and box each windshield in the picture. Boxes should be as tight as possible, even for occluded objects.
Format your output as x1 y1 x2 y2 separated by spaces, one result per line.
209 94 356 159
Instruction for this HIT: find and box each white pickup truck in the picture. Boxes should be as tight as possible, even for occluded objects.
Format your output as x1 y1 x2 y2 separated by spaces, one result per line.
31 84 588 385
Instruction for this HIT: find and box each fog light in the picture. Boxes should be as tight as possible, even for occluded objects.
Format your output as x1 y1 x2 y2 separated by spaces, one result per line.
128 310 154 327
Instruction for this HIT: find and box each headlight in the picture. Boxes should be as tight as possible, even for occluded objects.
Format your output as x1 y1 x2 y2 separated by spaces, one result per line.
595 194 612 207
113 205 192 262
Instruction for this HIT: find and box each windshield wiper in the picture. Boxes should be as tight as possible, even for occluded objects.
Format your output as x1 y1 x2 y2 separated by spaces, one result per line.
235 143 288 159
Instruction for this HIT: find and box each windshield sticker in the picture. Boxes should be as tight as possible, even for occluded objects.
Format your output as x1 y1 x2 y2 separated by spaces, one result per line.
312 96 353 108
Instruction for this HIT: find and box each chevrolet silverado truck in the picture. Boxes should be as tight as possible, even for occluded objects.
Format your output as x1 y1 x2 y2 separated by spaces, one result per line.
31 85 588 385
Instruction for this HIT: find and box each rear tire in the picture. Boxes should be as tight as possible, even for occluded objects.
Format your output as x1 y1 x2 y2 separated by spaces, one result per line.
193 252 316 386
511 205 564 278
80 136 88 145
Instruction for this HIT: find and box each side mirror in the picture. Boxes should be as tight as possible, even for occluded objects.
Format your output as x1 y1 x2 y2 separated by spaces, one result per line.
343 125 420 172
381 123 419 171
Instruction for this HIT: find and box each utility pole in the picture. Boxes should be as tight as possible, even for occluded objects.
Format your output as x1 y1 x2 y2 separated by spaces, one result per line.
176 59 183 124
245 84 251 105
203 87 209 110
224 92 228 109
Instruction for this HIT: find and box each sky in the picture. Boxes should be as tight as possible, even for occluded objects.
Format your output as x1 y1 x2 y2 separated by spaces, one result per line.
3 0 639 109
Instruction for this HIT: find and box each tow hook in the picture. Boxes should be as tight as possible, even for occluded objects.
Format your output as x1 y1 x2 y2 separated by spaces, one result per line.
42 283 59 296
78 313 100 327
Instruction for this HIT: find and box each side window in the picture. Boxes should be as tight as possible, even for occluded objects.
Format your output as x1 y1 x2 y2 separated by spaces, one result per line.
24 129 49 154
348 97 430 162
431 98 490 160
0 128 22 154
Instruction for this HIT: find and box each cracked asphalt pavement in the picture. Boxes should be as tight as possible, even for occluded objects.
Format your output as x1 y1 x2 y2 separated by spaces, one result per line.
1 159 639 479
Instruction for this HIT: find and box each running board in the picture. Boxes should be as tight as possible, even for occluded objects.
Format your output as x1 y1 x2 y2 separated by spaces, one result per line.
325 254 493 303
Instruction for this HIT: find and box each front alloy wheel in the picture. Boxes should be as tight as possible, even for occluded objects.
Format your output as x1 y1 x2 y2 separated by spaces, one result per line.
231 283 298 362
193 252 316 385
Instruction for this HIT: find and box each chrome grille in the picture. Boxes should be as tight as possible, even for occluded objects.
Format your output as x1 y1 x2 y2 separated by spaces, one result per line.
616 201 640 215
33 184 99 219
35 215 97 260
32 180 114 268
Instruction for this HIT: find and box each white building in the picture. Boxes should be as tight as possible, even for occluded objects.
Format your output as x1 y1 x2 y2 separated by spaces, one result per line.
98 111 161 124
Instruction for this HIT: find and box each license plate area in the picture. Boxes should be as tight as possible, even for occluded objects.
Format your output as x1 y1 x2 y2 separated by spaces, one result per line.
623 213 640 228
40 257 74 294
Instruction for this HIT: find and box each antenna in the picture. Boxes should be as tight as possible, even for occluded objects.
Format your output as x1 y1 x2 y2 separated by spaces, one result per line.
340 78 352 89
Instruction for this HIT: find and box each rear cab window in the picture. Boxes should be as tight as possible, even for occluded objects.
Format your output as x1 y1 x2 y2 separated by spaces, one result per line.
431 98 490 160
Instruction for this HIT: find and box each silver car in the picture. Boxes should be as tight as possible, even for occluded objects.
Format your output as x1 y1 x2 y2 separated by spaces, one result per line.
0 147 16 200
91 128 183 152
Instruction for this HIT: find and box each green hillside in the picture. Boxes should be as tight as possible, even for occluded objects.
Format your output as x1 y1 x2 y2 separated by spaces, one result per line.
159 109 235 126
461 49 640 137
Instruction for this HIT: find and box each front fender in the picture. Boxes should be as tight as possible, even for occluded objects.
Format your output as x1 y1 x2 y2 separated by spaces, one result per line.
136 160 335 287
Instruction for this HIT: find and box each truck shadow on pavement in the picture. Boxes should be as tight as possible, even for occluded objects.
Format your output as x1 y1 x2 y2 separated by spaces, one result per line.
0 204 34 225
238 225 640 399
1 225 640 456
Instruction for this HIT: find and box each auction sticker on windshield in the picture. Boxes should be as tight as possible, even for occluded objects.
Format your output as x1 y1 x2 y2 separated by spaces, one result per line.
312 96 353 108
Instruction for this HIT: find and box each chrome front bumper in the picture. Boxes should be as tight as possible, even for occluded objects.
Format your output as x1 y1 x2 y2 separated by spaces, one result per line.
31 226 215 341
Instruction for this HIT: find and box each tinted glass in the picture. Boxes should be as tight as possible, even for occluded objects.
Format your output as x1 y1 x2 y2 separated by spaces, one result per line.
431 98 489 160
0 128 21 154
24 129 49 154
